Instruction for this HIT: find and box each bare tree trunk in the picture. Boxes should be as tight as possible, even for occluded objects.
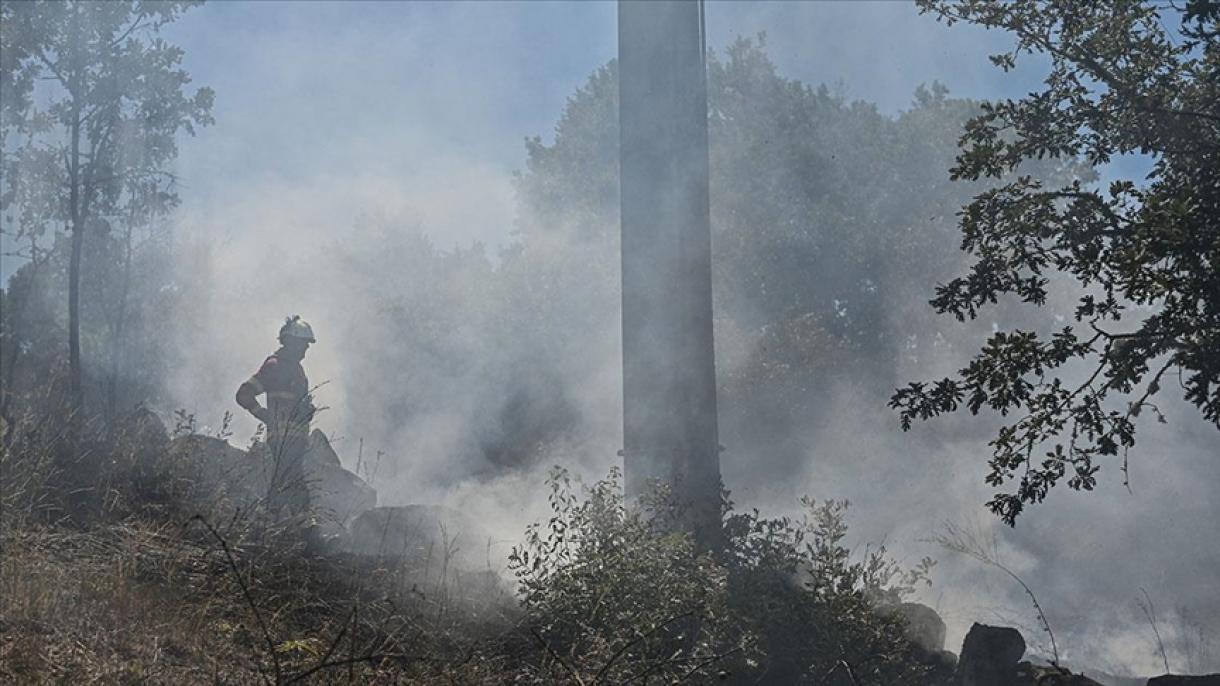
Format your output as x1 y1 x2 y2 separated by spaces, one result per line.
106 220 134 420
68 213 84 417
619 0 721 549
67 9 84 424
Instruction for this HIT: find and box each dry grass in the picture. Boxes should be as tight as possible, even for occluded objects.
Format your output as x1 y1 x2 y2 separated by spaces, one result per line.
1 519 260 683
1 406 942 684
0 514 524 685
0 400 534 684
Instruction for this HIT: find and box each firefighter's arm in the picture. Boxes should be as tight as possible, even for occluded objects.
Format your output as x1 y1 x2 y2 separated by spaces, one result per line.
236 378 271 424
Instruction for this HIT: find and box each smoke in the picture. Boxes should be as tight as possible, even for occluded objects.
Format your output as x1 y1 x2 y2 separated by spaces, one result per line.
105 1 1220 677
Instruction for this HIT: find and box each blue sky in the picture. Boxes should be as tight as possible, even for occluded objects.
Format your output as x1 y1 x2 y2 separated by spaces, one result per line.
2 1 1152 281
155 0 1059 254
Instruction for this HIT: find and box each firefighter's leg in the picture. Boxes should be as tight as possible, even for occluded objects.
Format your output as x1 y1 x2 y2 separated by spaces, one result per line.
266 427 305 510
284 434 326 552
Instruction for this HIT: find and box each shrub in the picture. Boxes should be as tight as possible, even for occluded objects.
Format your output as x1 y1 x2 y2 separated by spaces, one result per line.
510 467 940 685
509 467 744 683
722 497 937 683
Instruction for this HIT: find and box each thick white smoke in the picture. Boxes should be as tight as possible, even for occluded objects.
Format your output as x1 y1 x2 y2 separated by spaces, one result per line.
143 2 1219 678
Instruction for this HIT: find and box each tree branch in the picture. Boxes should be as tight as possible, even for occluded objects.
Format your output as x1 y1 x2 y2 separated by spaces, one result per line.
592 611 695 684
108 17 150 50
192 515 281 686
532 627 587 686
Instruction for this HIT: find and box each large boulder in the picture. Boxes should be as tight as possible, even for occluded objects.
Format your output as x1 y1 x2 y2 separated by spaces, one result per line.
167 430 376 532
110 408 175 499
308 429 342 468
303 430 377 529
877 602 955 682
888 602 947 653
169 433 269 507
955 623 1026 686
114 407 170 453
1147 676 1220 686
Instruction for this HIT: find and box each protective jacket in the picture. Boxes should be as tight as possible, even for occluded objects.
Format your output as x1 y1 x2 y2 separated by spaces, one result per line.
246 349 312 434
239 348 313 516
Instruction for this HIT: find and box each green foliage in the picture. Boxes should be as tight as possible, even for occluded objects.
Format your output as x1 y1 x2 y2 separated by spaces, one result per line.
892 0 1220 524
1 228 181 420
502 37 1086 495
327 38 1086 483
721 496 937 684
515 36 1077 369
0 0 214 243
509 467 740 684
509 468 939 684
0 0 213 421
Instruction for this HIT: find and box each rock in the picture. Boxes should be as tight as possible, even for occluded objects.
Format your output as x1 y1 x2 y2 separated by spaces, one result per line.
169 434 271 507
1014 662 1104 685
115 407 170 450
955 623 1026 686
112 408 173 483
308 429 342 469
932 649 961 664
305 447 376 531
167 431 376 533
879 602 954 682
244 431 377 526
1147 676 1220 686
952 628 1104 686
922 649 958 685
888 602 947 653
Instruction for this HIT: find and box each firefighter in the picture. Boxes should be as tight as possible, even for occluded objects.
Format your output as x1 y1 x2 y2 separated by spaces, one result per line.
236 315 318 529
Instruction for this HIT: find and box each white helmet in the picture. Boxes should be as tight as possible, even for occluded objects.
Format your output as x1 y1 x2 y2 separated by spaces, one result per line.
279 315 316 343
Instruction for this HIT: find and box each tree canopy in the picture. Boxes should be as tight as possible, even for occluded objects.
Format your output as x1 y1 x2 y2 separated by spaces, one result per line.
891 0 1220 524
1 0 212 428
495 38 1092 487
316 39 1016 483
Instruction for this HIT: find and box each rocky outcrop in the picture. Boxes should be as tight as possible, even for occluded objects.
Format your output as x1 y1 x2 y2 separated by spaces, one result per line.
166 429 376 534
950 623 1131 686
114 407 170 451
302 430 377 528
168 433 268 507
956 623 1026 686
890 602 947 654
308 429 342 468
878 602 956 681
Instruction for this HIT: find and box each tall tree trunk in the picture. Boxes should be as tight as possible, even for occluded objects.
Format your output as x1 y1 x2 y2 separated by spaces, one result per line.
67 5 85 436
619 0 721 548
68 127 84 421
106 220 135 421
68 215 83 417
